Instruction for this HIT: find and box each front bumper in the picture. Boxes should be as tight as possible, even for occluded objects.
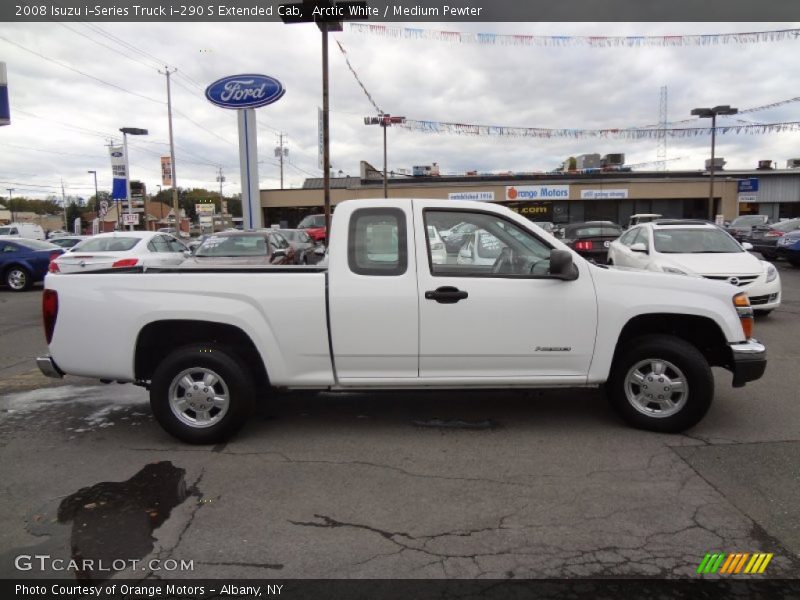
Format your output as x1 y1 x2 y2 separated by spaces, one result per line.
729 340 767 388
36 355 64 379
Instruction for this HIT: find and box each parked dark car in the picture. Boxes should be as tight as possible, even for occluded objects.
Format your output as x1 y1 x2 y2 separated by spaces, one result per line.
562 221 623 262
297 214 327 243
277 229 324 264
744 218 800 260
182 231 294 266
776 230 800 267
0 237 63 291
726 214 770 241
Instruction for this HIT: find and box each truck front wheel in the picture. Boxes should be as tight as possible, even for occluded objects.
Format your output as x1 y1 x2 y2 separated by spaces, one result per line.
607 335 713 433
150 344 256 444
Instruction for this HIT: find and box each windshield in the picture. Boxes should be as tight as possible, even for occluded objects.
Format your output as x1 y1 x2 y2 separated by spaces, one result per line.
0 227 18 235
298 215 325 228
73 237 140 252
730 215 767 227
196 234 268 257
654 228 743 253
475 232 503 259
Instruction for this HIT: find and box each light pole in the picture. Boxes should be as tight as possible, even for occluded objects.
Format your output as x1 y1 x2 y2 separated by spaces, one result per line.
691 105 738 219
365 114 406 199
119 127 148 230
6 188 13 221
87 170 99 215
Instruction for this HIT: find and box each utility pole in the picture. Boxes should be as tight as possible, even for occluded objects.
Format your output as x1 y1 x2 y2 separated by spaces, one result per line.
60 179 67 230
275 132 288 189
160 66 180 234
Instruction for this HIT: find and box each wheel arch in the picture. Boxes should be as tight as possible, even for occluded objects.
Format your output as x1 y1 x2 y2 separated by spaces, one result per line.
611 313 731 372
134 320 270 390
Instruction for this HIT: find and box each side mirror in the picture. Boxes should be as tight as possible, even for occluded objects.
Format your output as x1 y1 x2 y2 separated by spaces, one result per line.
549 249 579 281
272 248 287 257
631 242 648 253
742 242 754 251
183 249 192 258
314 246 326 255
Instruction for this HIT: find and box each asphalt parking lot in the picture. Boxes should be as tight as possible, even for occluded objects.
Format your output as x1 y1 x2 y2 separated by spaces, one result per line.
0 262 799 580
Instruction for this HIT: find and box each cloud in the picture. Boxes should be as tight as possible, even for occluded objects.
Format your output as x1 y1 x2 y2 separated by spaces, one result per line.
1 21 799 200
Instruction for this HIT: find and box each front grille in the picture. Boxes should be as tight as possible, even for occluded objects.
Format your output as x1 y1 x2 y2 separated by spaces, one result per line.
702 274 759 287
749 293 778 306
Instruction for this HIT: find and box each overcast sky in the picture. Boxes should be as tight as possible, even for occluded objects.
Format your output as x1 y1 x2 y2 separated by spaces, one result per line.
1 21 799 200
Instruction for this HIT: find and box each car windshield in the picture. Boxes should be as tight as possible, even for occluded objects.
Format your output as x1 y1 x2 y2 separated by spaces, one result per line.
196 235 268 257
730 215 767 227
298 215 325 228
13 239 58 251
475 232 503 259
76 237 141 252
0 227 18 235
654 228 743 253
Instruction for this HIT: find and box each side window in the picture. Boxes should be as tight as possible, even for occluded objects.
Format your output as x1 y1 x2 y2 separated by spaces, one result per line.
425 210 552 277
166 236 185 252
619 228 638 246
348 208 407 276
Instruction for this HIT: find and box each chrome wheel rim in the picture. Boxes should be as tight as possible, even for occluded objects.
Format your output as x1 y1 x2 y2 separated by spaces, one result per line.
168 367 230 428
624 358 688 418
8 269 27 290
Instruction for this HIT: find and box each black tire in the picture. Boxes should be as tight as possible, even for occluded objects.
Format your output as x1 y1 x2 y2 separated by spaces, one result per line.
150 343 256 444
607 335 713 433
5 266 32 291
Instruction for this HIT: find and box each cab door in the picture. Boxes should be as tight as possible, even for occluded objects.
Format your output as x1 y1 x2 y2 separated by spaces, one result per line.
414 201 597 382
328 202 419 380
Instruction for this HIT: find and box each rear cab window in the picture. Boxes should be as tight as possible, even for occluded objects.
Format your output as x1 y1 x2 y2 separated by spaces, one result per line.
348 208 407 276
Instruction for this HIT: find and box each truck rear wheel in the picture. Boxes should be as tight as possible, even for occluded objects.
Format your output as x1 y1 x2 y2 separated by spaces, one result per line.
150 344 255 444
607 335 713 433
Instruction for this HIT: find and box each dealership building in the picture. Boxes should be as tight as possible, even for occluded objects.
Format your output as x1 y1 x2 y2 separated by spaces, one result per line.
260 161 800 228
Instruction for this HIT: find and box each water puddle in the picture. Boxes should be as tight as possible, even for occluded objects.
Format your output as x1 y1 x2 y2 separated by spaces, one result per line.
1 461 197 581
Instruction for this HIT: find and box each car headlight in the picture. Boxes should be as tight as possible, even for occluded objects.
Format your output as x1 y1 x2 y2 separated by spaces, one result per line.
766 263 778 283
662 266 688 275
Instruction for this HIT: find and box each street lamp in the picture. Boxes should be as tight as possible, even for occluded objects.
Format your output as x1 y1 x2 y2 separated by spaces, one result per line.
365 114 406 199
119 127 148 230
6 188 14 221
690 105 738 219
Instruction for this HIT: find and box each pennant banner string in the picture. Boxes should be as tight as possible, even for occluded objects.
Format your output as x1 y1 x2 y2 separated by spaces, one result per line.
349 23 800 48
335 40 384 115
399 119 800 139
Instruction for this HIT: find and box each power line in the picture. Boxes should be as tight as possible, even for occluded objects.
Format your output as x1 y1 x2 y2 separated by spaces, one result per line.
55 22 159 72
0 36 164 106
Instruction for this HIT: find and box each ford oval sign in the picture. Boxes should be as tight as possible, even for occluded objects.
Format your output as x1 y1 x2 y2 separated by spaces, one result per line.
205 74 285 110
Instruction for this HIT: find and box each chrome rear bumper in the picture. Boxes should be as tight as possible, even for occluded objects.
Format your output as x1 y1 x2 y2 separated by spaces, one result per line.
36 356 64 379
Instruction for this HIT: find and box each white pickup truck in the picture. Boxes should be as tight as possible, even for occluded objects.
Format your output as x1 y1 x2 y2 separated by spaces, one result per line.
38 199 766 443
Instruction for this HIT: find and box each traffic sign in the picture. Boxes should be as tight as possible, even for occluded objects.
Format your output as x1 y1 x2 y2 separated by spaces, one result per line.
122 213 139 226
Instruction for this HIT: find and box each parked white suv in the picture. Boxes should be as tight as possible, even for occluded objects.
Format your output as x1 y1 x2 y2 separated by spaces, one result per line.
608 219 781 314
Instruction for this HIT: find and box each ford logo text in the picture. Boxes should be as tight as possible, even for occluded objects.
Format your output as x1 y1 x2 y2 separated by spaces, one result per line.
205 74 285 109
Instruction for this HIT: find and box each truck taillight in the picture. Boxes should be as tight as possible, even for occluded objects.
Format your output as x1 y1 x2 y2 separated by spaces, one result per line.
733 292 754 339
49 250 62 262
764 230 784 238
112 258 139 268
575 240 594 251
48 261 60 273
42 289 58 344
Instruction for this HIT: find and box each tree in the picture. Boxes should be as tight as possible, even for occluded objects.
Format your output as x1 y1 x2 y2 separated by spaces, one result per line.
66 202 82 232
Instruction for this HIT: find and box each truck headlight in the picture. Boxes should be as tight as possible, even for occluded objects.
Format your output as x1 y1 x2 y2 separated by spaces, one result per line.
662 266 687 275
766 263 778 282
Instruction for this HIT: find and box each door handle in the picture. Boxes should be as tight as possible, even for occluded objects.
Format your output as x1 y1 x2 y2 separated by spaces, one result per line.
425 286 468 304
